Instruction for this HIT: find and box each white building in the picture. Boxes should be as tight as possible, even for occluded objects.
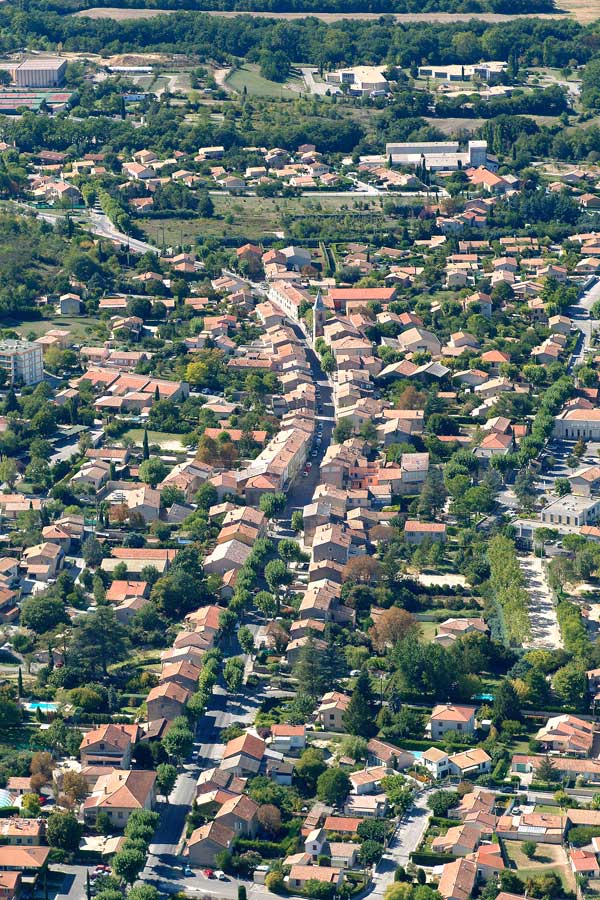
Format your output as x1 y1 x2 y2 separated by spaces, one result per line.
325 65 389 96
540 495 600 528
385 140 488 172
417 61 507 82
0 340 43 385
0 57 66 87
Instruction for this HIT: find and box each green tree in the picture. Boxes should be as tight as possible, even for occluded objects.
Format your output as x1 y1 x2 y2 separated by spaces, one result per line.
291 511 304 533
20 594 69 634
0 456 17 489
113 849 146 885
238 626 254 655
47 811 83 852
156 763 178 800
343 669 376 738
139 458 167 488
552 662 587 707
522 840 537 860
427 791 459 817
163 717 194 762
294 748 327 795
259 492 286 518
223 657 244 692
316 767 350 805
82 536 103 568
492 679 522 726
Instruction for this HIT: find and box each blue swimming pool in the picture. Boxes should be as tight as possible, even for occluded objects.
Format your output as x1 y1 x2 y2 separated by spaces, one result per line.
0 789 12 808
25 702 58 712
411 751 423 760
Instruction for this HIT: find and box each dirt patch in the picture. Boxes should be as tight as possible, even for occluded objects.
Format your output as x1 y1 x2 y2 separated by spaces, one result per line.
73 5 569 20
557 0 600 23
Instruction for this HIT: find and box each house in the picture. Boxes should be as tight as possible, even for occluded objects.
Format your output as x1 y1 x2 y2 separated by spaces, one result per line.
221 733 266 776
496 812 565 843
186 822 235 867
322 816 361 835
21 541 63 581
437 858 477 900
474 432 513 459
570 848 600 877
80 723 139 769
428 704 476 740
83 770 156 827
0 818 45 846
0 846 49 873
434 618 488 648
448 748 492 778
159 660 201 694
366 738 414 771
316 691 351 731
349 767 390 796
422 747 451 779
214 794 259 836
472 843 505 880
553 407 600 440
0 872 21 900
404 521 446 545
432 823 480 857
344 794 388 817
270 725 306 753
288 866 342 892
203 539 252 576
146 682 190 722
535 714 594 756
569 465 600 497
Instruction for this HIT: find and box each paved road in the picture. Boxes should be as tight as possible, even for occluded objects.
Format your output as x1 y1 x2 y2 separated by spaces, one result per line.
87 209 159 254
567 276 600 370
369 790 432 899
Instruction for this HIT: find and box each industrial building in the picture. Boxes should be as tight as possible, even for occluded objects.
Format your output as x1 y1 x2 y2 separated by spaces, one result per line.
0 340 44 385
385 139 489 171
417 61 507 83
0 57 66 88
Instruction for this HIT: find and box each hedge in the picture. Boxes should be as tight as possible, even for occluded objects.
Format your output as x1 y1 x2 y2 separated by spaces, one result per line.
410 852 457 866
568 825 600 847
0 807 19 818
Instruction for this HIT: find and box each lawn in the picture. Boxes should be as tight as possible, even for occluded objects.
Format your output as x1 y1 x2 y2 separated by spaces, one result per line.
503 840 574 891
10 315 103 343
226 64 299 98
121 428 190 450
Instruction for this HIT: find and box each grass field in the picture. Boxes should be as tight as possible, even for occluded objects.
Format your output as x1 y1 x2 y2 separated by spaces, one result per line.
140 192 403 244
121 428 189 450
503 841 574 891
226 64 300 98
11 315 102 343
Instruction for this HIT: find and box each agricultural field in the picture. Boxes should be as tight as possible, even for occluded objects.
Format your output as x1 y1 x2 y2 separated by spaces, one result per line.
72 6 569 20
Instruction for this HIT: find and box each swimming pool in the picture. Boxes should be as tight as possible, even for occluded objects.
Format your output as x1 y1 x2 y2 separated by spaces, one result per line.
0 789 13 808
411 751 423 761
25 702 58 713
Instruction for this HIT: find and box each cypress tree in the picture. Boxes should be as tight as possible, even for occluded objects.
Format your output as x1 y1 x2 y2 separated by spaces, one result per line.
343 668 376 738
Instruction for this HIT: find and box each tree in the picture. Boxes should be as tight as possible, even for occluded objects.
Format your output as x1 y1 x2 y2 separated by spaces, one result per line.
128 888 160 900
21 793 41 817
238 626 254 655
384 884 414 900
529 740 554 779
0 456 17 489
492 679 522 726
31 751 54 783
554 477 571 497
142 429 150 461
343 556 381 585
139 459 167 488
278 538 303 562
552 662 587 707
291 510 304 533
47 811 83 852
257 803 281 836
359 840 384 866
316 767 350 805
522 840 537 859
62 770 88 802
163 717 194 762
370 608 416 652
343 669 376 738
259 492 286 519
293 636 329 699
223 657 244 693
82 536 103 568
113 849 146 885
418 467 447 519
295 748 327 795
254 590 277 618
265 872 285 892
20 594 69 634
265 559 290 595
156 763 177 800
69 606 128 677
427 791 459 817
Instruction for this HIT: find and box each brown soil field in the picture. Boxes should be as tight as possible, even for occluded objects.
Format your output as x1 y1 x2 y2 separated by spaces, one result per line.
73 6 564 20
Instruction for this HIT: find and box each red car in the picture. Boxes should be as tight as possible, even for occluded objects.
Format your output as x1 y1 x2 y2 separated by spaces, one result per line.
203 870 215 879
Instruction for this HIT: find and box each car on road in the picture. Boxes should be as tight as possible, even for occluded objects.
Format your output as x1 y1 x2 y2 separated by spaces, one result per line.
203 869 215 878
302 469 309 477
311 450 318 457
215 871 228 881
183 867 194 877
